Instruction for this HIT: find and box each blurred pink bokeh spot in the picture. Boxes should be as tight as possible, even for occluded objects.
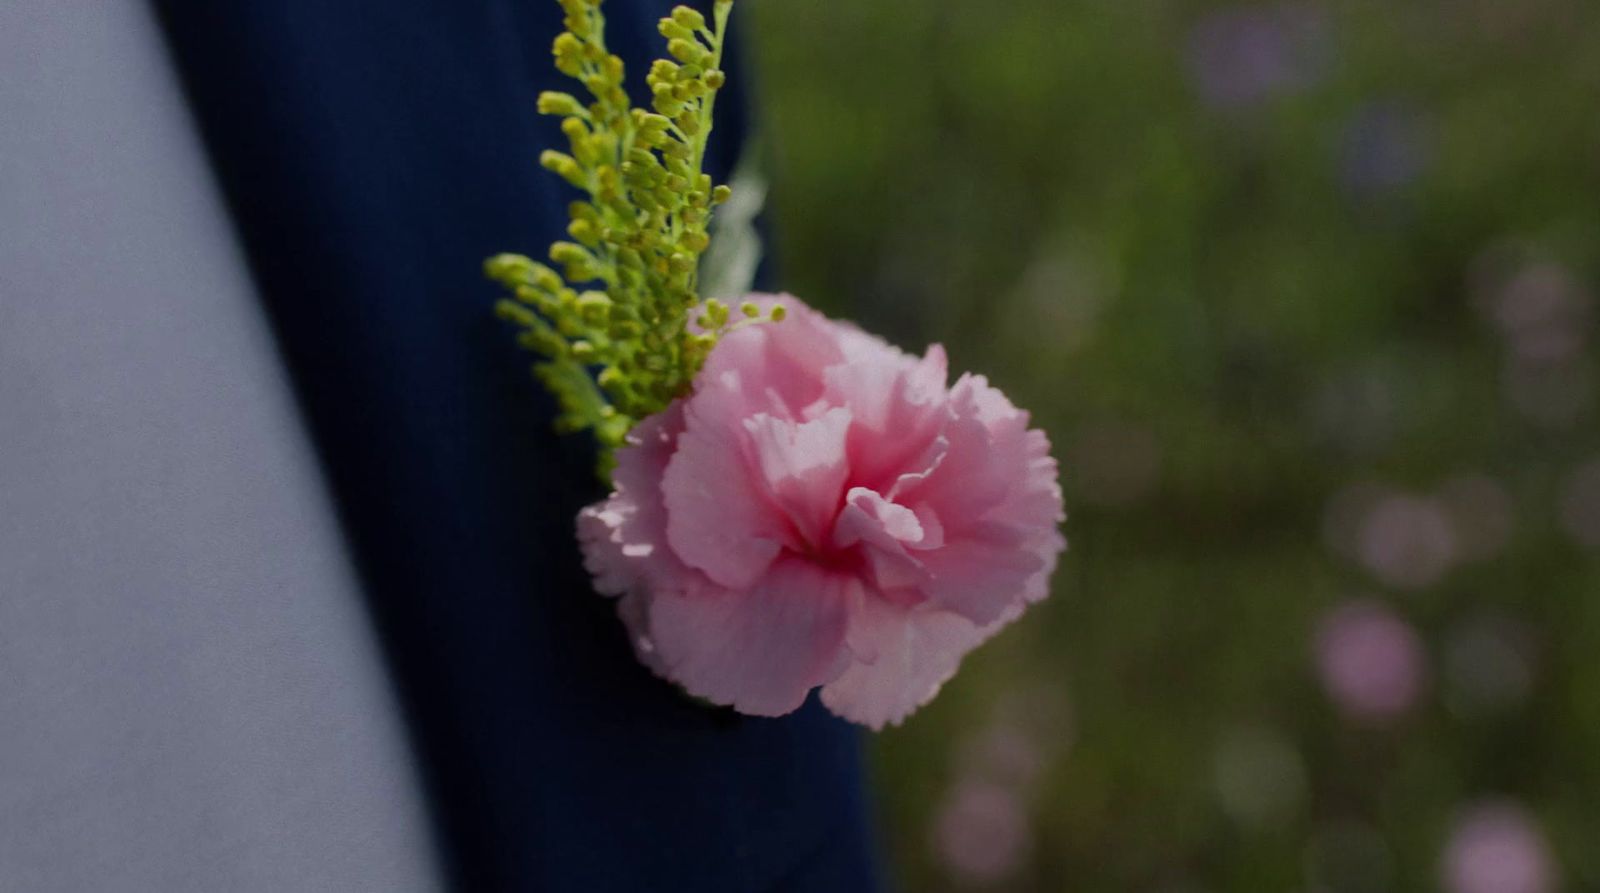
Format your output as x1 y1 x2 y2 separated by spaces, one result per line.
932 779 1031 884
1314 599 1426 722
1442 801 1556 893
1357 494 1457 590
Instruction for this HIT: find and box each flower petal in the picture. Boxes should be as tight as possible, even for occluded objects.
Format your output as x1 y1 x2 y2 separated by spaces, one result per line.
823 598 1011 730
742 407 853 551
662 401 786 590
915 532 1048 625
647 558 855 716
824 343 949 492
694 293 844 421
577 404 686 597
897 374 1066 625
833 487 933 596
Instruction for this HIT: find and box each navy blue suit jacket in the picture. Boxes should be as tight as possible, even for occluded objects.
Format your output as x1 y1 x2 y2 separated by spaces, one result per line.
150 2 881 889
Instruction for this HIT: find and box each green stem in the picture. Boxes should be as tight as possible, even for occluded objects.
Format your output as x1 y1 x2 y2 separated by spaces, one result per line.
683 2 730 294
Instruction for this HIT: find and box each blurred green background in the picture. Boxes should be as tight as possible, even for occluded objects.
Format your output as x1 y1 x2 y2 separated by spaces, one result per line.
741 1 1600 890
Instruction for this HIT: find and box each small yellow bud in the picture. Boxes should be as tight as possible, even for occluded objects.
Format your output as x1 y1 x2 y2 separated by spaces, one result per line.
539 150 587 188
596 414 631 448
671 7 707 31
531 263 564 291
769 304 787 322
681 230 710 252
666 38 704 65
552 34 583 76
566 218 601 247
635 112 673 135
706 299 730 326
651 86 683 117
494 300 538 328
537 91 583 116
711 184 733 205
659 183 691 208
483 253 535 284
649 60 680 83
549 241 594 278
576 291 611 322
740 301 760 318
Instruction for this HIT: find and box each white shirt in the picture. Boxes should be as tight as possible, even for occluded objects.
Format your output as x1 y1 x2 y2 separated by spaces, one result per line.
0 3 441 889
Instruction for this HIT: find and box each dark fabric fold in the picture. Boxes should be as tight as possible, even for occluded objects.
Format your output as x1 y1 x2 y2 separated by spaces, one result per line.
148 1 881 889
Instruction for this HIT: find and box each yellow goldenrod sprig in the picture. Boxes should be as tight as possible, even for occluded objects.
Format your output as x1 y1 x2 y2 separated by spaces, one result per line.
487 0 782 477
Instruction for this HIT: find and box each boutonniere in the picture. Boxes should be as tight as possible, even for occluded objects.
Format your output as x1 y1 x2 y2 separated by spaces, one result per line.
488 0 1065 729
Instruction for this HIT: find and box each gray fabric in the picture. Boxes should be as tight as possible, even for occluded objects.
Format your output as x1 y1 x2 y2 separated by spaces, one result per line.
0 3 442 890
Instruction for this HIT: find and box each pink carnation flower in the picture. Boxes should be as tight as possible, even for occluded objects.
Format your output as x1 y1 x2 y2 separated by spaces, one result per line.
578 295 1066 728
